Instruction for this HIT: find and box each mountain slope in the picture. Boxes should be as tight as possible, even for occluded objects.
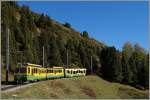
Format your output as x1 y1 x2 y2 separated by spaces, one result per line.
2 75 148 99
1 2 106 76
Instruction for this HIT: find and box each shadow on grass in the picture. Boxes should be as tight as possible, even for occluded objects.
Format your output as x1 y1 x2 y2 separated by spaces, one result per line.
1 81 17 85
118 87 149 99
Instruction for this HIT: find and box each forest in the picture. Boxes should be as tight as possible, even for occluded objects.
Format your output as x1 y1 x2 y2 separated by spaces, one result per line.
1 2 149 89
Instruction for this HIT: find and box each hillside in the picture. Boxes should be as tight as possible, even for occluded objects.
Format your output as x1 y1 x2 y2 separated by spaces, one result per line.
2 75 148 99
1 1 105 77
1 1 149 91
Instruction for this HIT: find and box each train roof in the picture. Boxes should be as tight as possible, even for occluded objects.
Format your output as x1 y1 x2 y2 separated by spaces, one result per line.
16 63 42 68
16 64 86 70
47 66 64 68
47 66 86 69
65 68 86 69
26 63 42 67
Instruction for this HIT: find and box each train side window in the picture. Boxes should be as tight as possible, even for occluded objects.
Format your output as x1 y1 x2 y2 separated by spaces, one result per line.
28 68 30 73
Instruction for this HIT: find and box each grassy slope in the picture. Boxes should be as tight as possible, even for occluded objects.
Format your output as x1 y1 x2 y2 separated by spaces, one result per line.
2 75 149 99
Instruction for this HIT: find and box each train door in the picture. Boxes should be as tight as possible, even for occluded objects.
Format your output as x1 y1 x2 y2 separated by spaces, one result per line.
31 68 34 75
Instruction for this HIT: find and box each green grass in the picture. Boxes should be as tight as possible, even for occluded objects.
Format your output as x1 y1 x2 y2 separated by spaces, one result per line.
1 75 149 99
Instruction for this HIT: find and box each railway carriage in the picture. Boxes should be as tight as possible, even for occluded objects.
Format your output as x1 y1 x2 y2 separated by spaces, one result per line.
65 68 86 78
46 67 64 79
14 63 46 82
27 64 47 81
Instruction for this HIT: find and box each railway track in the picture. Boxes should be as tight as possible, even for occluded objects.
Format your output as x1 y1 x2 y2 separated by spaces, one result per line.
1 82 39 93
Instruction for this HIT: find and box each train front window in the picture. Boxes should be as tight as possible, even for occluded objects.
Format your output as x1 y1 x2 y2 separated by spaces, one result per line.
15 68 26 73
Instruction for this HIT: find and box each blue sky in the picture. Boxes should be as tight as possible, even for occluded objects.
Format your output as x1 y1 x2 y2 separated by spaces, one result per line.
18 1 148 51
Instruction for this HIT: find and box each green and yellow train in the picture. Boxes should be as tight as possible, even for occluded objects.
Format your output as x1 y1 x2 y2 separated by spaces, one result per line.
14 63 86 82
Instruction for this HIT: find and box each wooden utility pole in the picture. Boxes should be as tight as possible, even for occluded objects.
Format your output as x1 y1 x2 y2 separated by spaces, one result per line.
6 28 9 82
91 56 93 74
43 46 44 67
66 49 68 68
